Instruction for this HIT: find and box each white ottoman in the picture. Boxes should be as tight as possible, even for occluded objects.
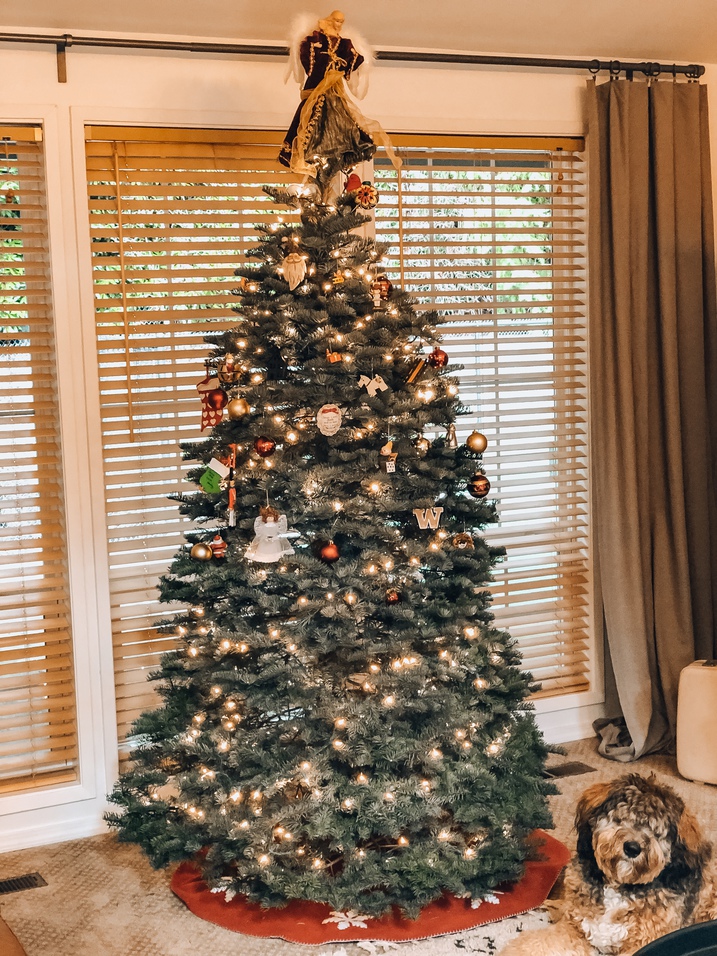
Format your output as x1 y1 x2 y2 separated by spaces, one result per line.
676 660 717 785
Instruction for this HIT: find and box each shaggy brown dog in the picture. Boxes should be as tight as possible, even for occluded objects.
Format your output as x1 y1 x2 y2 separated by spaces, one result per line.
500 774 717 956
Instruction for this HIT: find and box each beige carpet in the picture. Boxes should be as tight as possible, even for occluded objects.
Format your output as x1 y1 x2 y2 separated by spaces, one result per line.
2 739 716 956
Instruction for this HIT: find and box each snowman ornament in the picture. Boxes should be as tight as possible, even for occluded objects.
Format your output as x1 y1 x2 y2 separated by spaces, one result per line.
245 506 295 563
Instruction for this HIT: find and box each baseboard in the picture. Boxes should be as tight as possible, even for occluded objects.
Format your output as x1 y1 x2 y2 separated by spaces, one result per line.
535 700 606 745
0 812 108 854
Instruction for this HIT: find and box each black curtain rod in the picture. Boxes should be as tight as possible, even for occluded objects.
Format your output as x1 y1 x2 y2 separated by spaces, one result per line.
0 30 705 83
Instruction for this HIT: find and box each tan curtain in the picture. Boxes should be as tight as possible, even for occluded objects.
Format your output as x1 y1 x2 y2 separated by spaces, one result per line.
588 78 717 759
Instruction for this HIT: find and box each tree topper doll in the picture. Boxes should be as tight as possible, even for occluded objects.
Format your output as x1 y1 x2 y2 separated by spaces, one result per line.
279 10 400 182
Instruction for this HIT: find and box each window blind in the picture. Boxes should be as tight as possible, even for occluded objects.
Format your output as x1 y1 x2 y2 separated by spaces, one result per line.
0 126 78 793
375 140 590 697
85 128 298 753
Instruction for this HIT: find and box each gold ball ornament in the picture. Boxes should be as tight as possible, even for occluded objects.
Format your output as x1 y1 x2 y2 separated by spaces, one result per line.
466 431 488 454
415 436 431 456
190 542 213 561
226 397 250 419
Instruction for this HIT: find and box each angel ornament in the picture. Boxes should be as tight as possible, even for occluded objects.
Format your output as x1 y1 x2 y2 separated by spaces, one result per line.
279 10 400 185
245 507 295 563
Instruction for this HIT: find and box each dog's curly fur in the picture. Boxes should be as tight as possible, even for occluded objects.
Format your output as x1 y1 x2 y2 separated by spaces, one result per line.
500 774 717 956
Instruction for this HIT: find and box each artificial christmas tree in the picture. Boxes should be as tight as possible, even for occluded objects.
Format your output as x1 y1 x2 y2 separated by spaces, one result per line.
106 10 555 923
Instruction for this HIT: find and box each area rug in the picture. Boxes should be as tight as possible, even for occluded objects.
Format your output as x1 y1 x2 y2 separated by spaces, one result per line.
170 830 569 944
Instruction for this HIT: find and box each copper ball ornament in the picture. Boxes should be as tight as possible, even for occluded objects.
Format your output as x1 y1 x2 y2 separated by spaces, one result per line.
206 387 228 411
226 397 250 419
254 435 276 458
466 431 488 454
386 588 402 605
427 346 449 369
415 436 431 456
190 542 213 561
319 541 340 563
468 473 491 499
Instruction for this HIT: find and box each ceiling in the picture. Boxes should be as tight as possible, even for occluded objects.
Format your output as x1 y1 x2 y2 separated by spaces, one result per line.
2 0 715 65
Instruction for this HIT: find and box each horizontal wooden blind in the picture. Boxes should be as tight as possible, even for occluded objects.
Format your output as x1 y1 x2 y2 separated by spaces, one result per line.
85 128 298 752
0 126 78 792
375 143 590 697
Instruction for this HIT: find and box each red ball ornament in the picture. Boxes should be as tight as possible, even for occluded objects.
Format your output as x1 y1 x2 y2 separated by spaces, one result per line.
206 387 228 410
319 541 340 563
386 588 402 605
427 347 449 369
468 473 491 499
254 435 276 458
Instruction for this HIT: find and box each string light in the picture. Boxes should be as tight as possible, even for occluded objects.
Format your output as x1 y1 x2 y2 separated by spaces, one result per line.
438 829 451 841
398 835 409 846
334 717 347 729
342 797 354 810
474 677 489 690
464 626 477 639
332 738 345 750
382 695 395 708
355 772 369 784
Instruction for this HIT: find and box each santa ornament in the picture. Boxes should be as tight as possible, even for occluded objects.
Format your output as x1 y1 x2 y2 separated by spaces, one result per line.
281 253 308 290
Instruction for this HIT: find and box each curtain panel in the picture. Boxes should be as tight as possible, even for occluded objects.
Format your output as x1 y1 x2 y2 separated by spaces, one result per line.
587 78 717 759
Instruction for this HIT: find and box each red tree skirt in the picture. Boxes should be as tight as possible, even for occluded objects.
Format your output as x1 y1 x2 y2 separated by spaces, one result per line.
170 830 570 944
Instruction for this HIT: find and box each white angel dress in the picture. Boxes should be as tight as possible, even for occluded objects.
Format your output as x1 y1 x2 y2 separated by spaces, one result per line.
245 512 295 563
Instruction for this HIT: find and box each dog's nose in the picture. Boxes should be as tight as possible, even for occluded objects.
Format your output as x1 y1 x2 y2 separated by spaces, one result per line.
623 840 642 858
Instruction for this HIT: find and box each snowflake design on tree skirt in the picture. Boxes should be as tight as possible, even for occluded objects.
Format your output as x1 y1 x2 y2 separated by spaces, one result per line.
325 908 551 956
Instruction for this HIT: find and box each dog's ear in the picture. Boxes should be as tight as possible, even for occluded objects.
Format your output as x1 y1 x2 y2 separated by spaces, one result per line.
574 781 613 831
677 808 705 857
660 806 711 895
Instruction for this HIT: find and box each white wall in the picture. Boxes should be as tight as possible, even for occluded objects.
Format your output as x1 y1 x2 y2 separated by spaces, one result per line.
2 36 707 851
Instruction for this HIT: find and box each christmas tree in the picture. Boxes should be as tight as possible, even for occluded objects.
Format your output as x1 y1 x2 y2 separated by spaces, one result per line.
106 10 554 920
